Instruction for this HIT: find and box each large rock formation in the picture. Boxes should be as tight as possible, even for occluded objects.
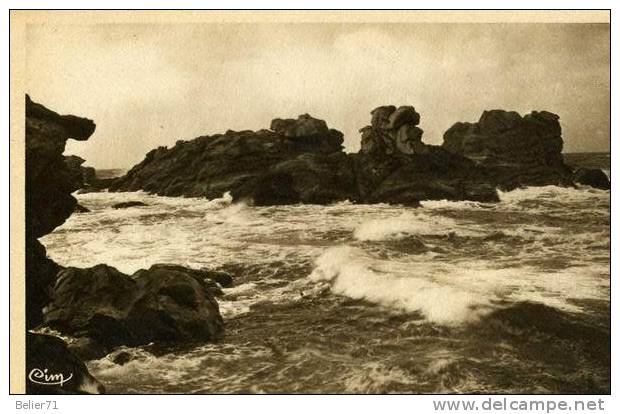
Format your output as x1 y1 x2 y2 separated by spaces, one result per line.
109 114 357 205
353 105 500 205
25 94 96 327
25 95 101 394
442 110 575 190
109 109 499 205
43 264 224 356
105 104 604 206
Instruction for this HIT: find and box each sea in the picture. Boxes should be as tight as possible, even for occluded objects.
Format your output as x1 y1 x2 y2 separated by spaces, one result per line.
40 153 610 394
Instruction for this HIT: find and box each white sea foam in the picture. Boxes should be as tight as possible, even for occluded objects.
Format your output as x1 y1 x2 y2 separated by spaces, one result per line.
41 183 610 394
497 185 608 207
308 245 609 325
309 246 492 325
45 186 610 331
353 213 469 241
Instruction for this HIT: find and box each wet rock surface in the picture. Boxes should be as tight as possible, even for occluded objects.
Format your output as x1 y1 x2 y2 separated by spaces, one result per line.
43 264 225 353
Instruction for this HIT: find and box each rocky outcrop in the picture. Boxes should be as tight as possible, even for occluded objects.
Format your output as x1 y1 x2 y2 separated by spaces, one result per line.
64 155 96 188
573 168 610 190
353 105 500 205
442 110 574 190
109 114 357 204
107 105 598 206
109 108 499 205
25 94 96 328
43 264 225 357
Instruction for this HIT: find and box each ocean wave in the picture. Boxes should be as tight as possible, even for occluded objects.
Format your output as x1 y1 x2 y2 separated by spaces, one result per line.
308 246 493 325
353 213 472 241
497 185 608 205
308 245 609 325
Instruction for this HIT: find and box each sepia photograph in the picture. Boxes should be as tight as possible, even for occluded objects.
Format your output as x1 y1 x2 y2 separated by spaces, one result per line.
9 8 611 400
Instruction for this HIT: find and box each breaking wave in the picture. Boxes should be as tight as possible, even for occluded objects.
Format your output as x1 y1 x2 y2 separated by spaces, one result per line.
42 178 610 394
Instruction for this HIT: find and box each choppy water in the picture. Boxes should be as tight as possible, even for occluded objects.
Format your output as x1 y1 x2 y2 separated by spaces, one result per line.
42 181 610 394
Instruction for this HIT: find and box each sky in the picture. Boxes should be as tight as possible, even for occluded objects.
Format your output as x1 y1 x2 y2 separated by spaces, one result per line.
25 23 610 169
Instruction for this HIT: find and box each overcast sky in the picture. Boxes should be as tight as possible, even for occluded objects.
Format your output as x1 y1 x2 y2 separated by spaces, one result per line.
26 23 610 169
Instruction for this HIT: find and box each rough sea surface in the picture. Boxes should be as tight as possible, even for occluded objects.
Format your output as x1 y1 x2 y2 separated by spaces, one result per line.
42 160 610 394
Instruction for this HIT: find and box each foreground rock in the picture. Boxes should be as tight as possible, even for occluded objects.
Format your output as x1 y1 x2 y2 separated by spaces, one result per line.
25 94 96 327
26 333 105 394
25 95 101 393
109 114 357 205
43 264 225 357
442 110 575 190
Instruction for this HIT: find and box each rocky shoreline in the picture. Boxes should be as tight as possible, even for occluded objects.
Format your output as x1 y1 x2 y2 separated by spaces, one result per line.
24 95 609 394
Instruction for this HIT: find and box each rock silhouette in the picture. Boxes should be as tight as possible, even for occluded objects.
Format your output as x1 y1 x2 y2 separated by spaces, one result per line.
25 94 96 328
91 104 610 204
25 95 102 394
353 105 500 205
442 110 576 190
109 114 357 204
573 168 610 190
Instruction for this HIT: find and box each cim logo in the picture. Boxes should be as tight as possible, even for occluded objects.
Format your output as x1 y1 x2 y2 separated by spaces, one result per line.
28 368 73 387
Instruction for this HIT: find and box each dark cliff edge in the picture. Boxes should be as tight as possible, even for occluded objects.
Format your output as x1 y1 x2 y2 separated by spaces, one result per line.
25 96 226 394
25 94 103 394
25 94 96 328
107 105 609 205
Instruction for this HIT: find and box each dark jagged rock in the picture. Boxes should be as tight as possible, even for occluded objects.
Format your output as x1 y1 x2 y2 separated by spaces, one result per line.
109 114 357 204
109 104 594 206
112 351 133 366
25 95 96 328
64 155 96 188
26 333 105 394
111 201 148 209
354 105 500 205
74 204 90 213
573 168 610 190
442 110 574 190
25 96 102 394
43 263 224 352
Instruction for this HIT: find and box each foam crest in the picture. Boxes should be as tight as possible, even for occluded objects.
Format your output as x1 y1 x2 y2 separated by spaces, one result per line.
353 213 462 241
309 246 491 325
497 185 608 205
203 191 233 209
